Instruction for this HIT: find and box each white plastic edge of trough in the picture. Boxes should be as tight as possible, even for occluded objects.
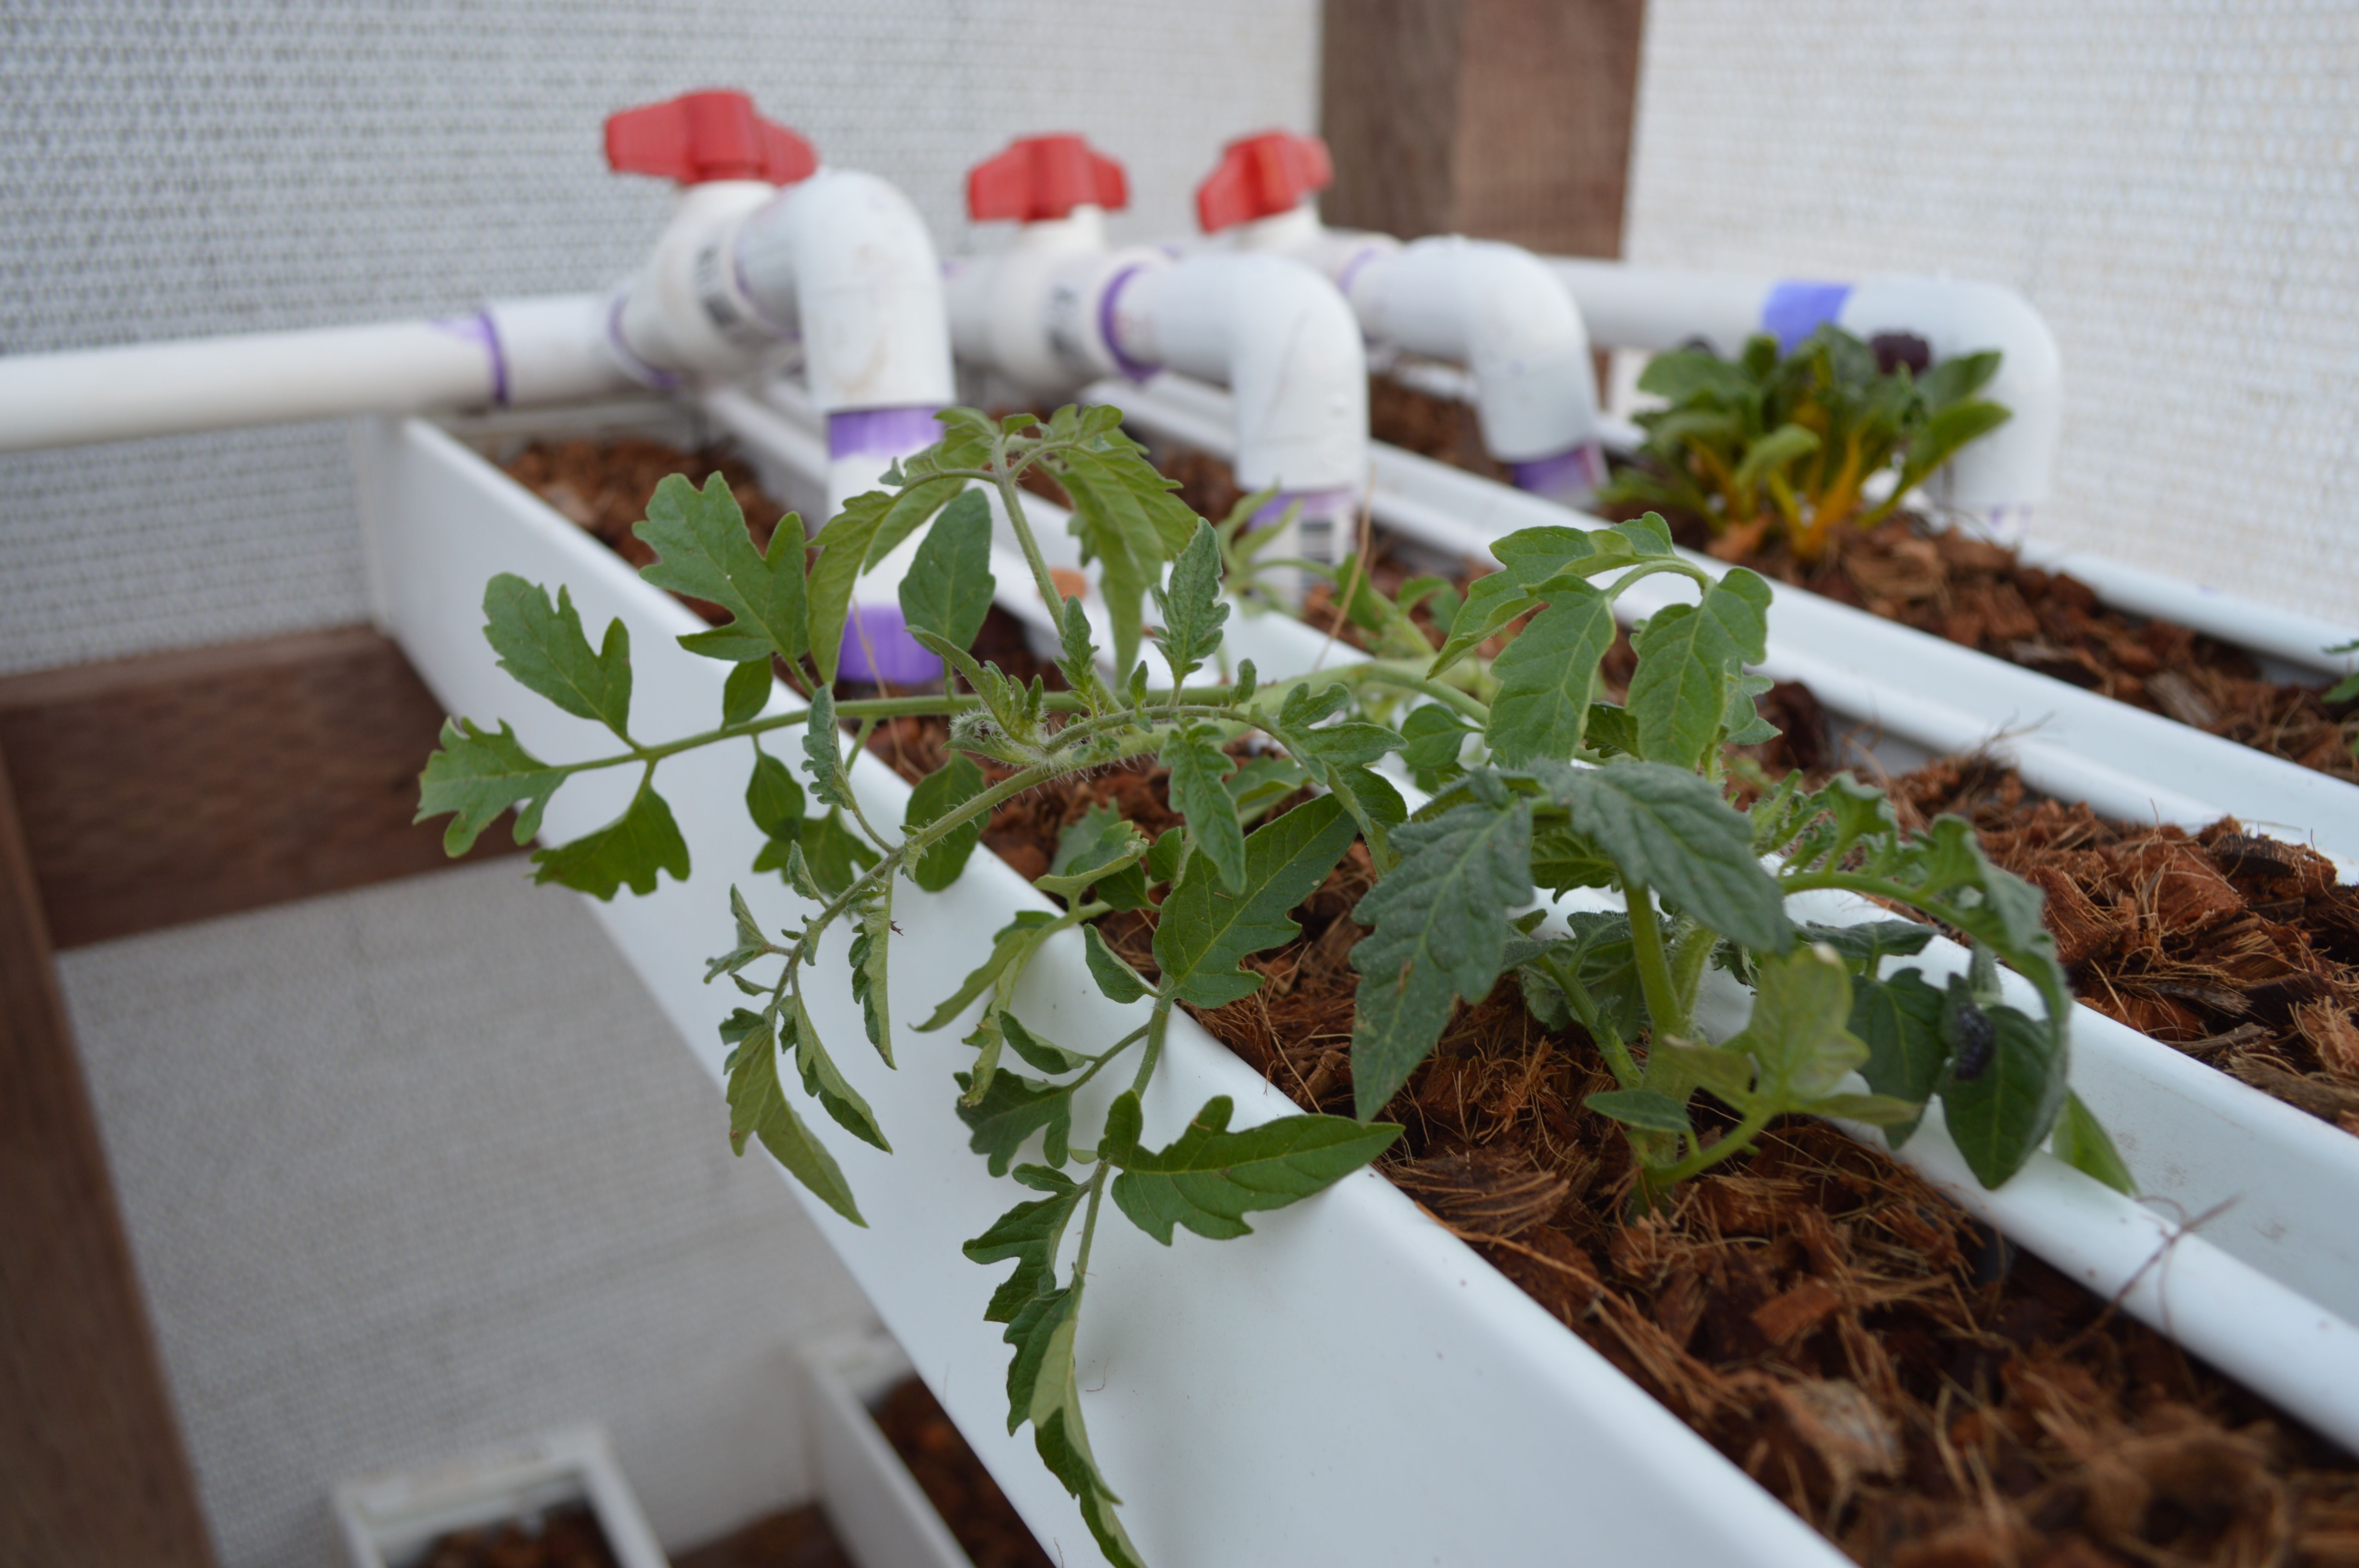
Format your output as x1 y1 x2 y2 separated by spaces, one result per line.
331 1424 666 1568
710 378 2359 1366
360 412 2359 1563
1096 372 2359 869
800 1327 974 1568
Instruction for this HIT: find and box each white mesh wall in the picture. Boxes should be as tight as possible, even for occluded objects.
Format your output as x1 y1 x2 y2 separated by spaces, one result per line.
59 862 876 1568
0 0 1320 674
1624 0 2359 623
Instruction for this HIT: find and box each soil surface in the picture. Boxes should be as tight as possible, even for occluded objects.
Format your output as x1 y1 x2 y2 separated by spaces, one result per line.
416 1504 620 1568
970 759 2359 1568
1360 379 2359 783
672 1506 851 1568
873 1375 1056 1568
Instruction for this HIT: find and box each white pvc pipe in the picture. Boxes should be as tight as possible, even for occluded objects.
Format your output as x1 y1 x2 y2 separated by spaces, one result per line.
0 294 625 453
1552 259 2063 540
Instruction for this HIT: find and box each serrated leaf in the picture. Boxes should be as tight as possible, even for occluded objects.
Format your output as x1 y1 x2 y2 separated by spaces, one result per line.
1269 683 1407 860
1154 795 1358 1007
1083 924 1150 1004
797 809 879 899
806 477 965 684
1002 1014 1090 1074
1038 804 1150 902
481 574 633 737
963 1167 1083 1322
1160 724 1245 894
1053 594 1112 708
848 880 893 1064
1611 513 1677 556
2050 1090 2135 1196
1349 789 1533 1117
1400 704 1475 792
1485 581 1617 766
1730 944 1865 1105
898 489 996 655
1584 703 1641 758
789 989 889 1151
919 911 1060 1032
416 718 565 854
955 1067 1073 1177
801 685 856 811
901 751 984 892
1941 1002 2066 1189
1584 1088 1693 1134
1543 760 1792 951
529 776 689 899
724 1005 863 1225
1849 967 1947 1146
1721 670 1782 747
1626 570 1770 769
704 884 773 983
1514 911 1644 1046
1149 518 1229 684
1102 1091 1401 1243
633 473 807 666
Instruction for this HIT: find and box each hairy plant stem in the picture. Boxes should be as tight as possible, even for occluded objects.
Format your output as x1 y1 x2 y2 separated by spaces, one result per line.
1622 880 1689 1051
1133 998 1173 1099
1071 1158 1113 1284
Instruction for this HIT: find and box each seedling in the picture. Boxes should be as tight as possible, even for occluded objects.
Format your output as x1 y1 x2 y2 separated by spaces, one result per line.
420 405 2117 1565
1599 326 2011 561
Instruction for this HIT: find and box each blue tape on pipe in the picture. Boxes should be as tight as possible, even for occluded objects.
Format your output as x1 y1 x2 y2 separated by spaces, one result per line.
1761 281 1854 353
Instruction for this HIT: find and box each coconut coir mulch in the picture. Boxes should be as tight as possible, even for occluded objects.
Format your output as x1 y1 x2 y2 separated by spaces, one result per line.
418 1505 621 1568
1356 377 2359 783
872 1375 1056 1568
936 753 2359 1567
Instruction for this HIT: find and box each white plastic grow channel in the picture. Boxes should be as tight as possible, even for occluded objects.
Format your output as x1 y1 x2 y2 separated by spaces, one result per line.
800 1328 973 1568
332 1424 666 1568
1098 371 2359 868
362 406 2359 1568
724 366 2359 1343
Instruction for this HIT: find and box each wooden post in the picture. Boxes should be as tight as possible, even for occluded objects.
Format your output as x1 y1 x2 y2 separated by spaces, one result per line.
0 748 218 1568
1320 0 1648 256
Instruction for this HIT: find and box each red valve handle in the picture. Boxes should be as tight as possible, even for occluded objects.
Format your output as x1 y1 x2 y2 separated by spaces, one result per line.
1196 130 1332 232
967 134 1129 223
605 90 817 186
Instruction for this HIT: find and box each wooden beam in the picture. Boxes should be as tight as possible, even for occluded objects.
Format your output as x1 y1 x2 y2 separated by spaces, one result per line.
0 749 219 1568
1321 0 1648 256
0 626 516 950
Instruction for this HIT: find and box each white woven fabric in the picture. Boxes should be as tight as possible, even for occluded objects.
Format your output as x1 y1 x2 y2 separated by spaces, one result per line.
1625 0 2359 623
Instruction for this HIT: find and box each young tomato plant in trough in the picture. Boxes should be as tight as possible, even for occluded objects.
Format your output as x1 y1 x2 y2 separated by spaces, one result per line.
419 405 2119 1566
1599 325 2012 563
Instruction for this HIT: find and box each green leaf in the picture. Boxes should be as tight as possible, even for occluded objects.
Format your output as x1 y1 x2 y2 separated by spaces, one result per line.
1149 518 1230 685
896 490 996 654
724 1005 863 1225
1513 911 1644 1046
1803 919 1934 969
1583 702 1641 758
847 880 893 1064
2050 1091 2135 1196
704 884 773 983
1545 761 1791 951
416 718 565 854
746 746 805 838
481 575 634 738
1626 570 1771 769
963 1167 1083 1322
1721 671 1782 747
1160 724 1245 894
1584 1088 1693 1134
1848 968 1947 1146
1349 788 1534 1118
1808 1092 1926 1126
1083 924 1150 1004
954 1067 1073 1177
1143 826 1186 884
789 990 889 1151
1730 944 1866 1106
1037 804 1151 902
530 777 690 899
1400 704 1475 791
633 473 807 666
721 657 773 726
1102 1091 1401 1243
1225 755 1311 824
801 686 856 811
1002 1014 1090 1074
1941 1002 2067 1189
806 478 965 684
1268 682 1406 859
919 911 1058 1031
797 809 879 899
1733 422 1820 491
1485 581 1617 766
901 752 984 893
1154 795 1359 1007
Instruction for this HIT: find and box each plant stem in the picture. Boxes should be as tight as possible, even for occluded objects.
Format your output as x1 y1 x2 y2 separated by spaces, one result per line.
1338 663 1492 724
1666 916 1721 1031
1642 1102 1776 1192
987 441 1071 624
1071 1159 1112 1282
1623 880 1688 1051
1132 997 1172 1098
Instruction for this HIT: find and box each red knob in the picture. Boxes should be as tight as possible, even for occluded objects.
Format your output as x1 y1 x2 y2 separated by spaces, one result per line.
1196 130 1332 232
967 134 1129 223
604 90 817 186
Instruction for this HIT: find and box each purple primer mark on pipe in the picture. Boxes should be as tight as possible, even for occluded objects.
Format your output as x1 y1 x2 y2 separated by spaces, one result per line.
1761 281 1854 354
1510 443 1606 503
1098 264 1160 381
428 311 509 405
837 603 943 687
827 405 943 460
1331 241 1390 303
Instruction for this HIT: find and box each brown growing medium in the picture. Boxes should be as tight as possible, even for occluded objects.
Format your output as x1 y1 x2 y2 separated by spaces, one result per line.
418 1504 622 1568
1363 377 2359 783
962 757 2359 1568
872 1376 1056 1568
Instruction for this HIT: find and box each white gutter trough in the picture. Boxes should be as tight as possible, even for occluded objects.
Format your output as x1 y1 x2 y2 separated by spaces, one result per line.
1100 372 2359 867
